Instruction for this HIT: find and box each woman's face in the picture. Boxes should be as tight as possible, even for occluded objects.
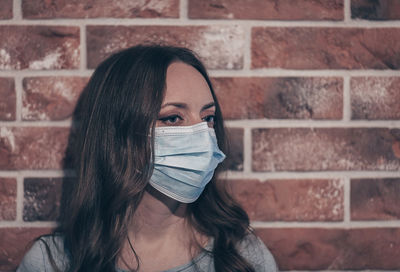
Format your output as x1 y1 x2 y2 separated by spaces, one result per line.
156 62 216 128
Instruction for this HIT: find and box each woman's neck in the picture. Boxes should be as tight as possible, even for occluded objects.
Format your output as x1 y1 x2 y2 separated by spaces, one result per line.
118 187 208 271
129 186 189 242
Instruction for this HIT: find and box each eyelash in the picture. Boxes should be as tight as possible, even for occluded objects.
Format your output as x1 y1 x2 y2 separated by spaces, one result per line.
158 114 183 125
202 115 215 123
158 114 216 125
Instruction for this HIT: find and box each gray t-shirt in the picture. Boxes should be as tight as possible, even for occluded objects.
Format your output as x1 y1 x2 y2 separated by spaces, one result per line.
17 234 278 272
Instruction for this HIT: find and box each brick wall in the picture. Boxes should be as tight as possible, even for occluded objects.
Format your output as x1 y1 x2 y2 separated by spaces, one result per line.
0 0 400 271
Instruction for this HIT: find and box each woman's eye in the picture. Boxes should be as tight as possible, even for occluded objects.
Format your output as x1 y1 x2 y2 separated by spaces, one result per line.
158 115 183 125
202 115 215 124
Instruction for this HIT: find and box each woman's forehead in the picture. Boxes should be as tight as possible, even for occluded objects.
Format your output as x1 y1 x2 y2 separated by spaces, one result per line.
163 62 213 105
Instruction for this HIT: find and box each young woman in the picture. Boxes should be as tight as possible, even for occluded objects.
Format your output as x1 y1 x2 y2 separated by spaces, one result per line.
17 45 278 272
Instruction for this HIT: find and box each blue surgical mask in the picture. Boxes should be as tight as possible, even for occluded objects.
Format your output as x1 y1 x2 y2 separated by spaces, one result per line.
149 122 226 203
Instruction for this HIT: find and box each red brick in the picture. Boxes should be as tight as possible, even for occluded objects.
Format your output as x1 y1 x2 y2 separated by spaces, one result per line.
351 77 400 120
23 178 63 221
0 0 12 19
22 77 88 121
257 228 400 270
0 77 15 121
230 179 343 221
252 128 400 171
0 127 69 170
352 0 400 20
189 0 343 20
351 178 400 220
0 178 16 221
213 77 343 120
252 28 400 69
223 128 243 171
0 26 79 70
87 25 244 70
0 227 52 271
22 0 179 19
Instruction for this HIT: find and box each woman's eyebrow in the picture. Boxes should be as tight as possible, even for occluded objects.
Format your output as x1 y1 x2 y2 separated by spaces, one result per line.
201 102 215 111
161 102 188 109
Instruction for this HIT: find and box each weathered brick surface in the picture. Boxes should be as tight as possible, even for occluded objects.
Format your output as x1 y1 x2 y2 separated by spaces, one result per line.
223 128 243 171
0 26 79 70
23 178 63 221
257 228 400 270
351 77 400 120
0 178 16 221
22 0 179 19
230 179 343 221
0 127 69 170
0 77 15 121
213 77 343 120
351 178 400 220
87 25 244 69
252 128 400 171
252 28 400 69
0 228 52 271
0 0 12 19
22 77 88 121
189 0 343 20
0 1 399 270
352 0 400 20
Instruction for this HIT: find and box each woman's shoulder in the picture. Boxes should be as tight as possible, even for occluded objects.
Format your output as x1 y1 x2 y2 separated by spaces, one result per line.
236 232 279 272
17 234 69 272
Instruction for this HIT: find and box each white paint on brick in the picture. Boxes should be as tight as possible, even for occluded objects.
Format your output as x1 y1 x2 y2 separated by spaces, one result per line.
54 81 76 102
103 39 128 55
0 48 20 69
354 78 392 101
28 48 63 70
0 127 16 152
336 158 356 169
0 49 11 68
21 104 49 120
107 0 172 14
65 41 80 68
144 0 171 13
332 179 344 217
21 77 50 120
351 78 397 117
305 179 343 219
193 25 244 69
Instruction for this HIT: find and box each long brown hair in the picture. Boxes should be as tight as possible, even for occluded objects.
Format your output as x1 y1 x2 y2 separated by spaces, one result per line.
48 45 253 271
